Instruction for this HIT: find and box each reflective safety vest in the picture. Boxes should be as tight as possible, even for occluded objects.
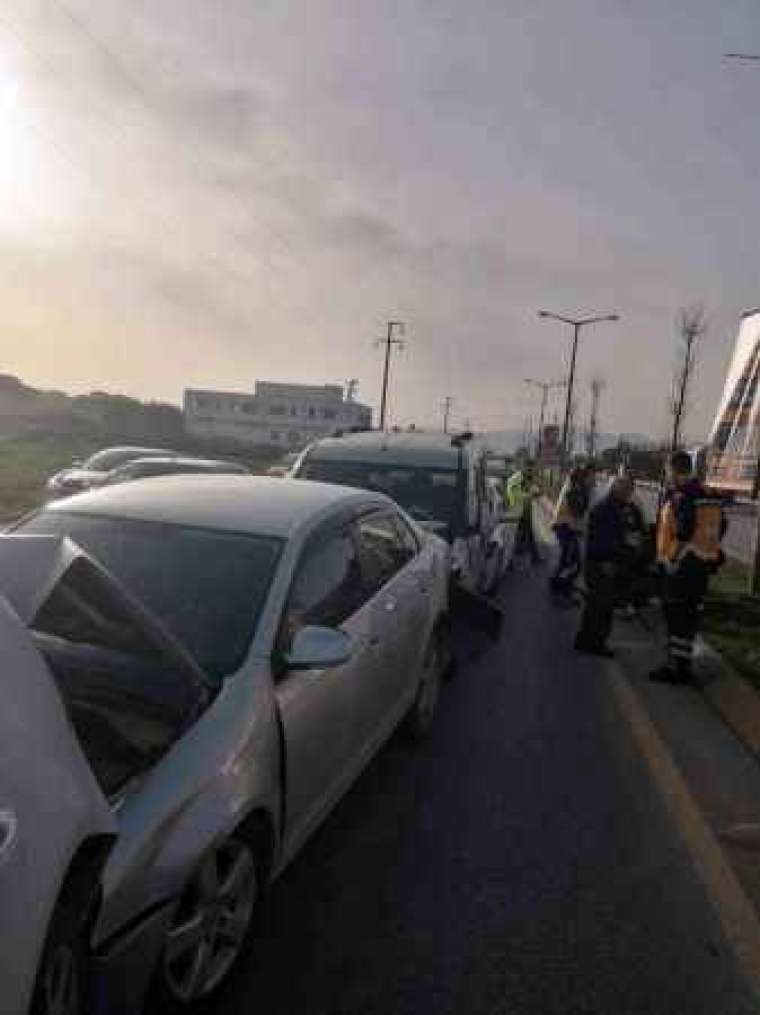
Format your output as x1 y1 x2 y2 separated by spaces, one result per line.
505 474 527 515
656 496 723 566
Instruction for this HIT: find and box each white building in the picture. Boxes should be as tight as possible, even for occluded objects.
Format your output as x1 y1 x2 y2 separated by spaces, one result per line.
184 381 372 450
708 308 760 493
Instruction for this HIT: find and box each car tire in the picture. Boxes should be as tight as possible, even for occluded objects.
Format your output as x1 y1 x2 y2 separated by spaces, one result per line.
405 629 442 741
31 871 99 1015
151 833 260 1011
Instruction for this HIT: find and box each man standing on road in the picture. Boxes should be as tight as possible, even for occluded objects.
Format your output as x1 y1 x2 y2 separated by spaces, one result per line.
650 451 726 685
508 467 542 566
550 466 590 599
574 474 634 658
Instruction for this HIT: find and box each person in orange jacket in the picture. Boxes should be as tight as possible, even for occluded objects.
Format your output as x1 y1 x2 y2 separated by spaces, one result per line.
649 450 727 685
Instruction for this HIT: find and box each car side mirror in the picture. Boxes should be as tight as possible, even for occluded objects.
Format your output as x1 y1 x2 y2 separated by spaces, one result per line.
285 626 353 671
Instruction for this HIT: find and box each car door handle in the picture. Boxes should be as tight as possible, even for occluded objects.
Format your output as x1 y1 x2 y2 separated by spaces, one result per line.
384 598 397 613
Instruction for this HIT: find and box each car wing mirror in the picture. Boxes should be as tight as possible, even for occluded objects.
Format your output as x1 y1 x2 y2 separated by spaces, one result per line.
285 626 353 670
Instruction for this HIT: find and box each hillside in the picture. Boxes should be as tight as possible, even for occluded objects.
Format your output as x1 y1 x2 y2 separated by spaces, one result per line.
0 375 279 521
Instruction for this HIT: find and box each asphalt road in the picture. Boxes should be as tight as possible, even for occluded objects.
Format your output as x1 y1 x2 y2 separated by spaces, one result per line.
213 560 758 1015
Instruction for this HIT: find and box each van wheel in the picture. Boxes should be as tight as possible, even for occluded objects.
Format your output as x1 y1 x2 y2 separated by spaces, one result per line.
405 631 442 741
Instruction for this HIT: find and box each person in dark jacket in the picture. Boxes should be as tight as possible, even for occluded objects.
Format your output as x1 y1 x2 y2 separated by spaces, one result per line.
615 473 653 612
574 474 634 657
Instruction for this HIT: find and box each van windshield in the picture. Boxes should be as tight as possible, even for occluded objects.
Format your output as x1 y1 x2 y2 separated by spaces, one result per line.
299 459 462 533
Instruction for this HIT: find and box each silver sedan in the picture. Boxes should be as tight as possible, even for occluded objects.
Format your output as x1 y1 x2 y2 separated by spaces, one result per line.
6 475 452 1014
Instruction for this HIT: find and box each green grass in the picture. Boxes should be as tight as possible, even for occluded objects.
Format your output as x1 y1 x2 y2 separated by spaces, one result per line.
702 557 760 691
0 431 281 524
0 432 105 523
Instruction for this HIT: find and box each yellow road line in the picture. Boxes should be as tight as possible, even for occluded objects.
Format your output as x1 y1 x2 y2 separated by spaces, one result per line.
608 664 760 1005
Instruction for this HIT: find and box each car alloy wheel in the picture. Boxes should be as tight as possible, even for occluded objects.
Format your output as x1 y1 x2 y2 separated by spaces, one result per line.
40 943 80 1015
163 836 258 1004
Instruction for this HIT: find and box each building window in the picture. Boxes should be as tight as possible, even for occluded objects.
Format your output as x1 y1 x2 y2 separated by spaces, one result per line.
270 431 281 442
270 405 287 416
242 401 257 414
194 395 209 410
290 406 297 416
308 407 316 419
322 408 337 421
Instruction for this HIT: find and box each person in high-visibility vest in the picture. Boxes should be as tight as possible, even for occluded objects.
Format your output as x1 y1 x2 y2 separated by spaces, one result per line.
550 466 590 599
507 467 542 565
650 450 727 685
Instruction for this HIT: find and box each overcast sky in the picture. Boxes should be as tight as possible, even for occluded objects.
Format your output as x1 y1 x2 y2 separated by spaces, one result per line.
1 0 759 439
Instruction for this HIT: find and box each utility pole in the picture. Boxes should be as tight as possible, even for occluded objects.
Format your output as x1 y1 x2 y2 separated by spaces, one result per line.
441 395 454 434
537 310 620 468
586 375 606 459
524 378 566 458
377 320 405 431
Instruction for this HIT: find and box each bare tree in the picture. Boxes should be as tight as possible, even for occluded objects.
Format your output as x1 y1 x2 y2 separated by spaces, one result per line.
585 375 607 459
669 305 707 452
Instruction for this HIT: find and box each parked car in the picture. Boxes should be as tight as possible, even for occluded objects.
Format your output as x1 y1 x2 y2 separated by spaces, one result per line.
103 456 249 485
266 451 301 478
8 474 451 1013
46 446 176 499
291 431 513 595
0 534 204 1015
484 477 516 588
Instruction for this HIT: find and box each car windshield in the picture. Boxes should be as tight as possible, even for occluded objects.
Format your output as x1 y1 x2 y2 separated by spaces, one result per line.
83 449 165 471
299 459 461 529
17 511 283 680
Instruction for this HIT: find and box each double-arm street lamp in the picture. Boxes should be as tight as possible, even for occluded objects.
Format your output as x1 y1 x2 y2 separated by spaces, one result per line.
537 310 620 465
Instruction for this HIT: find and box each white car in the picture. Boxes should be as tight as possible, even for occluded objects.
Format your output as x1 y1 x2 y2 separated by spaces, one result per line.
4 475 452 1014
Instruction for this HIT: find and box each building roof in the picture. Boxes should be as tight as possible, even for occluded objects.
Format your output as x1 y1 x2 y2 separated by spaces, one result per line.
306 430 476 469
44 475 388 538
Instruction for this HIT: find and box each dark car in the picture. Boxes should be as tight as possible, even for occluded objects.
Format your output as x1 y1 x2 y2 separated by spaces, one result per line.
46 446 176 499
103 457 249 485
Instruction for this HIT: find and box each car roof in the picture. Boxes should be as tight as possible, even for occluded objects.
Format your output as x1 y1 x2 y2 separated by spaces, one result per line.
305 431 476 469
121 457 242 469
91 445 173 456
43 475 392 538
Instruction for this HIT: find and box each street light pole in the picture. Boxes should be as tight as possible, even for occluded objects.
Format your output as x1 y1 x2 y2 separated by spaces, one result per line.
524 378 566 458
537 310 620 466
378 320 405 431
442 395 454 434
